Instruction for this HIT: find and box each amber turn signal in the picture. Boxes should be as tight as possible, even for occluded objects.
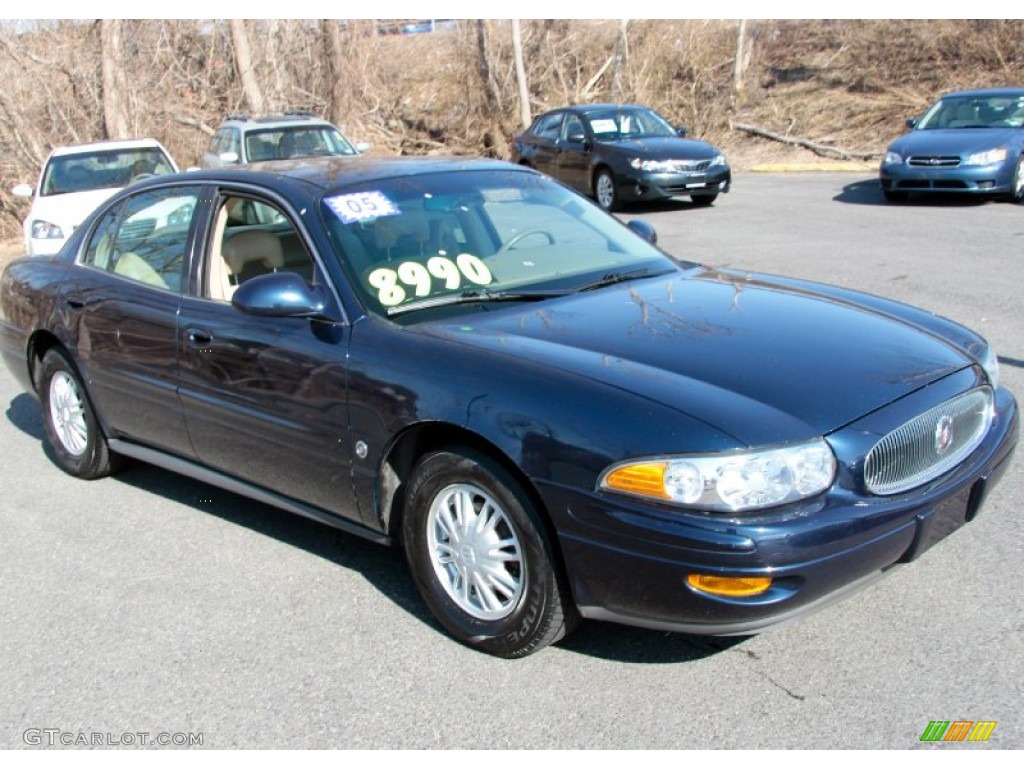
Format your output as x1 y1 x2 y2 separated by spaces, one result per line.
686 574 773 597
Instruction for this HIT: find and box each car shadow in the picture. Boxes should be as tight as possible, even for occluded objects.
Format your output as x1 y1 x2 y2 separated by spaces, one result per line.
4 391 740 664
621 198 717 215
834 178 990 207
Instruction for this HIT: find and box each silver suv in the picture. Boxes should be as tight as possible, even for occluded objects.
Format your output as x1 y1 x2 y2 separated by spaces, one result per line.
202 112 368 168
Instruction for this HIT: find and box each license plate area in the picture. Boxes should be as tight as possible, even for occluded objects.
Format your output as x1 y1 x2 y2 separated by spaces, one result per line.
899 482 977 562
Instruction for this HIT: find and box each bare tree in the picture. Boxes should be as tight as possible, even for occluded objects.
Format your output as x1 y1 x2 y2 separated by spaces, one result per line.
230 19 265 113
322 19 346 125
611 19 630 102
733 19 749 96
511 20 531 128
100 19 129 138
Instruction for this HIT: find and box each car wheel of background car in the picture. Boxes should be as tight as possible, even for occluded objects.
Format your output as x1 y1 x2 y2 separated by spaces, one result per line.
594 168 618 211
882 188 908 202
690 193 718 206
39 349 119 480
1001 155 1024 203
402 448 577 658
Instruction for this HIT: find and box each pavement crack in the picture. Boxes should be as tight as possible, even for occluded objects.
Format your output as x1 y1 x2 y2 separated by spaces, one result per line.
733 647 806 701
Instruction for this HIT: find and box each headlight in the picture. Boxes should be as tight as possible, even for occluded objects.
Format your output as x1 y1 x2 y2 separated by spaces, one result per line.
629 158 676 173
883 151 903 165
30 220 64 239
964 148 1007 166
599 438 837 513
708 153 726 167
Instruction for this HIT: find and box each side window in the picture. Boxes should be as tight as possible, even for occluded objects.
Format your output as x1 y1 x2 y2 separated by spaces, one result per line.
83 186 202 292
533 113 563 140
205 194 316 303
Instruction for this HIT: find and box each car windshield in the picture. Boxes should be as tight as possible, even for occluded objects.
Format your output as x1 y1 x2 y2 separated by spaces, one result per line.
586 108 677 140
916 94 1024 129
40 148 175 196
320 169 679 319
246 126 357 161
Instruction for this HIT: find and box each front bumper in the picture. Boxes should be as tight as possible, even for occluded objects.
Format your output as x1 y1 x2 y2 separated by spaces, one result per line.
539 385 1018 635
617 166 732 202
880 161 1014 195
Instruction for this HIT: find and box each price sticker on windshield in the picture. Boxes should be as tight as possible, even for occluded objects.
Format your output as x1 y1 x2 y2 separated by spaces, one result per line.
368 254 493 306
325 191 400 224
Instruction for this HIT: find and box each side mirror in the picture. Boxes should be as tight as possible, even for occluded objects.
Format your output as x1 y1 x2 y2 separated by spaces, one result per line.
355 142 370 154
219 151 240 164
232 272 328 318
906 117 918 129
12 183 34 198
676 125 688 138
626 219 657 245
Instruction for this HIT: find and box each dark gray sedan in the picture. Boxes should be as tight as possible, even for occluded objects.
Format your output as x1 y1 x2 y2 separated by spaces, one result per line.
512 103 731 211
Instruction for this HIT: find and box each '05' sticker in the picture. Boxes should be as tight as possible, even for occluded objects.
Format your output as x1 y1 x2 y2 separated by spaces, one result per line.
368 254 493 306
325 191 400 223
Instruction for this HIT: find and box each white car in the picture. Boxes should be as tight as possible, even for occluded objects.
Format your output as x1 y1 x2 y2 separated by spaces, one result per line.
12 139 178 257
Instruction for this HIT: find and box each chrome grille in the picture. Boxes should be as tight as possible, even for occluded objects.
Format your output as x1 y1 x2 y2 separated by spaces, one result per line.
908 155 961 168
864 388 993 495
667 159 711 173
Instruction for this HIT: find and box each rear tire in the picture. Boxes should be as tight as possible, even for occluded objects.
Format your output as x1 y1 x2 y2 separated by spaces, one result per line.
402 448 577 657
38 348 119 479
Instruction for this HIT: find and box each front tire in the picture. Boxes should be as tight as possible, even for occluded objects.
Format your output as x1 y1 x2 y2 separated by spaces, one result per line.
1001 156 1024 203
39 348 118 479
402 448 577 657
690 193 718 206
882 188 907 202
594 168 618 211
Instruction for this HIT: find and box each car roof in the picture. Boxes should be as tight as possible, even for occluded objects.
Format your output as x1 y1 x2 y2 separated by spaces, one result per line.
50 138 168 158
133 155 530 195
556 103 652 115
219 113 335 131
939 87 1024 99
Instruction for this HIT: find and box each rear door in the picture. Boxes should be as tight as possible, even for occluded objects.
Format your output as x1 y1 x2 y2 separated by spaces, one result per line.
176 188 360 521
66 184 206 458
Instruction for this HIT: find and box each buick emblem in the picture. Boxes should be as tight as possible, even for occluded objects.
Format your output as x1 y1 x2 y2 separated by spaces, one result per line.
928 157 941 165
934 415 955 455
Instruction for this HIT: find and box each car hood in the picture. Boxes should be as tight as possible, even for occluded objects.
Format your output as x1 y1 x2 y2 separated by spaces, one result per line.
600 136 720 160
28 188 122 231
425 269 971 446
888 128 1020 156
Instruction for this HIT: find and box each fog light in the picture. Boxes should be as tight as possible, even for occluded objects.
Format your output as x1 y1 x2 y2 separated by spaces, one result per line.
686 574 772 597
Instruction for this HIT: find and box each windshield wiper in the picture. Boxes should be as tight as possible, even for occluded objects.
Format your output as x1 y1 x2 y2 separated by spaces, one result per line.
386 288 567 317
574 267 672 293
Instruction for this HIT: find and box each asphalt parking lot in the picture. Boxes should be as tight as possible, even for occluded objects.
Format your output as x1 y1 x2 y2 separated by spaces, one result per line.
2 172 1021 749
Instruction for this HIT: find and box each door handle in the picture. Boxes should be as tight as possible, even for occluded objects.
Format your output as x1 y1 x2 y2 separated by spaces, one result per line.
185 328 214 347
65 295 104 309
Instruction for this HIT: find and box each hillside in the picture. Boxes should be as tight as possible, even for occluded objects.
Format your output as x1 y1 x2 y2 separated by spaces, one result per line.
2 19 1022 239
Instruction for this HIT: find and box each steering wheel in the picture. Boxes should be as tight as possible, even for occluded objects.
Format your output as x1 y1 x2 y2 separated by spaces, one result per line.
131 172 157 183
499 229 556 252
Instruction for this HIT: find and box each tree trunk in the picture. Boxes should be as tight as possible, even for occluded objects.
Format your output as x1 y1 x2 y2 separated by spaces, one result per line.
322 19 346 125
230 19 264 113
100 19 129 139
733 19 748 96
511 20 531 129
611 19 629 102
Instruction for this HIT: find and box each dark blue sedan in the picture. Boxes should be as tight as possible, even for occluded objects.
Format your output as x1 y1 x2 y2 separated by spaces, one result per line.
0 158 1017 657
880 87 1024 202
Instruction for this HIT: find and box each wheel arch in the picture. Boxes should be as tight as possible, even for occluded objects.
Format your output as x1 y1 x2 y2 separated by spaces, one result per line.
378 422 564 564
26 330 64 392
